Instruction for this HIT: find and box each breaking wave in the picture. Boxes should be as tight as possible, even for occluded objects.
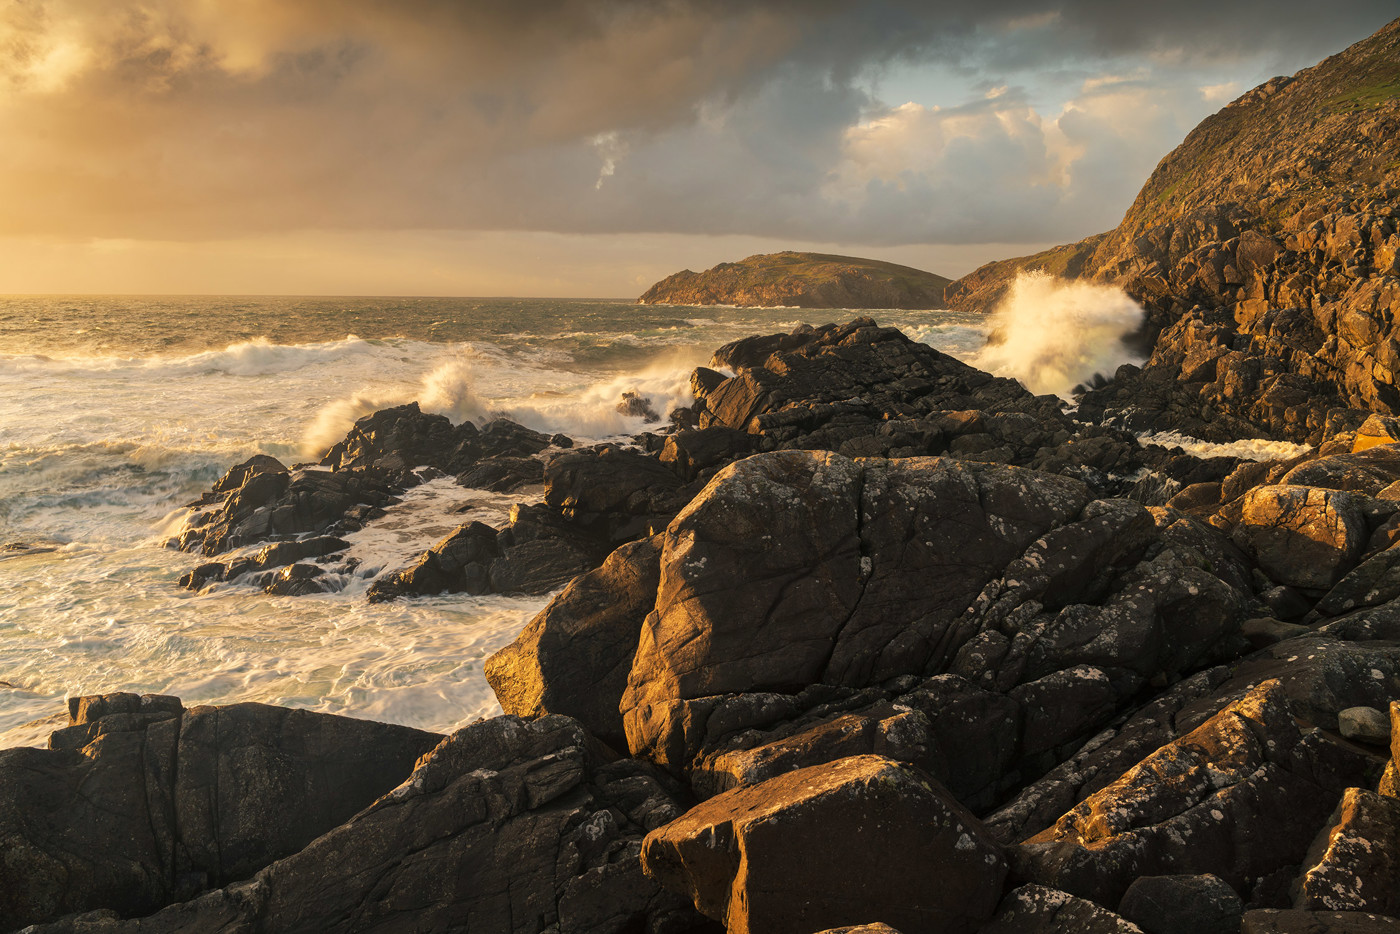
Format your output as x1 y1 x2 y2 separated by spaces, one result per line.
973 271 1146 399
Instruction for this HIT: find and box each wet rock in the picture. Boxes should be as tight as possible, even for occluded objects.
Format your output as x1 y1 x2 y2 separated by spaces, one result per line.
1118 873 1244 934
545 444 688 543
978 885 1144 933
487 535 663 750
262 561 329 596
367 520 500 602
642 755 1006 934
318 402 469 472
1233 485 1367 589
617 390 661 422
1296 787 1400 914
0 694 440 931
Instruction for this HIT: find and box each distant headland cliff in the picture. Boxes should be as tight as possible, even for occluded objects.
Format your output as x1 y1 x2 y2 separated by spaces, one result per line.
637 250 952 308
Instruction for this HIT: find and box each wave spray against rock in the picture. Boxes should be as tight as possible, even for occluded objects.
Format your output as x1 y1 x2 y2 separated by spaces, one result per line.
974 271 1146 399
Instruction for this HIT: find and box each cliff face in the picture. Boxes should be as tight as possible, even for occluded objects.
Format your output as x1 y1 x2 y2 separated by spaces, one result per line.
950 17 1400 444
638 251 951 309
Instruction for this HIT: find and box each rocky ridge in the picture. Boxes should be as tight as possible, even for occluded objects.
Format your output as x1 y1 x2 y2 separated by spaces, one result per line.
638 251 951 309
949 18 1400 447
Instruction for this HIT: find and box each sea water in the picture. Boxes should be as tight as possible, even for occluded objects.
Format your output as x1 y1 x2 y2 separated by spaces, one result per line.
0 295 990 747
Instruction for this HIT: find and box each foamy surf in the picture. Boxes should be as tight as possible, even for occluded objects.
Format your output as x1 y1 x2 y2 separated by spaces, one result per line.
1138 430 1313 462
0 295 983 748
972 271 1146 399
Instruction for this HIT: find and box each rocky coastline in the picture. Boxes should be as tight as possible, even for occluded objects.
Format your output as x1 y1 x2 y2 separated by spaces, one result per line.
7 18 1400 934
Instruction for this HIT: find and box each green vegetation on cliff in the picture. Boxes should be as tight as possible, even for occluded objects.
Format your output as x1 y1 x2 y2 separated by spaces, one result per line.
637 251 952 309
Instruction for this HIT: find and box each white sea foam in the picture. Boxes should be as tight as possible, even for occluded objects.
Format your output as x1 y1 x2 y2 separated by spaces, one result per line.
973 271 1146 399
1138 430 1312 462
0 299 987 749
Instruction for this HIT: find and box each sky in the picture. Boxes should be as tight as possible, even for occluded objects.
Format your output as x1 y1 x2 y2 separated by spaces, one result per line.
0 1 1395 296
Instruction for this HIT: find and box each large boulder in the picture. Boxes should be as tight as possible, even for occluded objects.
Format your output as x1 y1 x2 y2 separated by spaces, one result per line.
641 755 1006 934
0 694 441 931
620 451 1090 768
486 535 663 749
1233 485 1367 589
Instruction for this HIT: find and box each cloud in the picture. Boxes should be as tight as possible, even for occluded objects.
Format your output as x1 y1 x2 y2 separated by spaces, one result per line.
0 0 1394 247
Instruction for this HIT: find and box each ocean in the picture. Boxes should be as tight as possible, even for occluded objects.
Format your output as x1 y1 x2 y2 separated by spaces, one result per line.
0 295 988 748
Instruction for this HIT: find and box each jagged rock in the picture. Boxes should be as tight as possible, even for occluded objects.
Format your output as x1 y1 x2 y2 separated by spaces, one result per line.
984 667 1234 844
23 715 705 934
174 464 401 557
978 885 1144 933
1318 548 1400 616
641 755 1006 934
1118 874 1244 934
617 390 661 422
1353 415 1400 453
486 535 663 750
619 450 1248 777
545 444 689 543
1241 910 1400 933
367 519 499 601
1282 447 1400 496
0 693 440 930
658 427 759 482
620 451 1091 768
1012 680 1371 908
262 561 329 596
1233 485 1367 589
1296 787 1400 914
319 402 469 472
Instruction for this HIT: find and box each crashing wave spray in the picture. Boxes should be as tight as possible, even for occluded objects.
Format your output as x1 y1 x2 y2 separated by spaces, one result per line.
299 360 488 460
973 271 1146 399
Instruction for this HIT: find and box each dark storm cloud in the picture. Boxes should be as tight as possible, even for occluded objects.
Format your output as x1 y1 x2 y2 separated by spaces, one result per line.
0 0 1394 244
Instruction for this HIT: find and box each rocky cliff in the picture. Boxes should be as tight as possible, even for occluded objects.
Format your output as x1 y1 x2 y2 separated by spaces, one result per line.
950 17 1400 445
638 251 951 309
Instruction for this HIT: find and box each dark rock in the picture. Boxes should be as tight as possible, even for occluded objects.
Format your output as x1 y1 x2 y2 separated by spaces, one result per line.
367 520 500 602
1295 787 1400 914
545 444 688 543
486 535 662 750
0 693 440 930
642 755 1006 934
25 715 706 934
979 885 1145 933
1118 873 1244 934
1241 909 1400 932
262 561 329 596
1012 680 1372 908
617 390 661 422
